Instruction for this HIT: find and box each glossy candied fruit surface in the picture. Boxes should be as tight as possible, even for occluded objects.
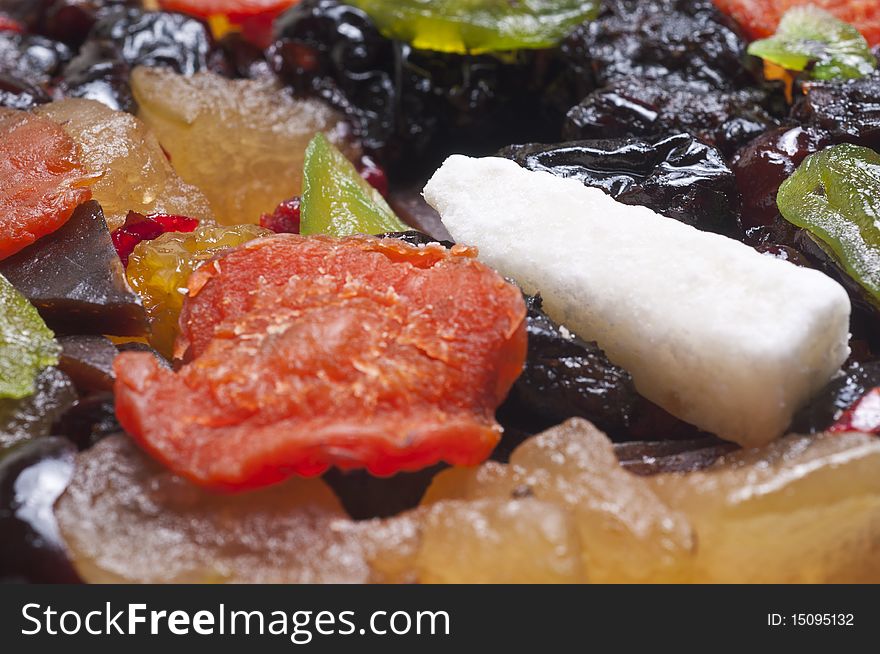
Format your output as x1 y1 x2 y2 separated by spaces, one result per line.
0 108 92 260
35 99 214 231
115 234 527 489
126 223 271 358
131 66 355 225
649 432 880 582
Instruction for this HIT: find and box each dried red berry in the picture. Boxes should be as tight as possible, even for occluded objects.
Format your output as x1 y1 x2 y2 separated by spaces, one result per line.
111 211 199 265
259 196 301 234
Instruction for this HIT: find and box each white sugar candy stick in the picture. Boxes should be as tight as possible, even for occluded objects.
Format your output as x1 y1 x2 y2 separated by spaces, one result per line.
424 155 851 447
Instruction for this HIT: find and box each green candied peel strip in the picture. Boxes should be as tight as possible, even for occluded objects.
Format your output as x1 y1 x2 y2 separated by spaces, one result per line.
349 0 600 54
301 133 409 237
0 273 60 399
777 143 880 307
747 6 877 80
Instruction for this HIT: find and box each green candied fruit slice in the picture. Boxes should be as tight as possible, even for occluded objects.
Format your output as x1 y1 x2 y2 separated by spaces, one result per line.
0 273 60 399
747 7 877 80
349 0 600 54
301 132 409 237
777 143 880 307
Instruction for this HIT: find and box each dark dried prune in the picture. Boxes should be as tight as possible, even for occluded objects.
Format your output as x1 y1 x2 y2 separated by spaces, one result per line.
732 125 831 230
792 73 880 150
501 133 741 235
0 368 77 451
564 78 778 157
564 0 751 90
37 0 141 47
324 465 445 520
790 360 880 434
211 32 271 79
57 335 117 394
509 294 638 439
0 436 80 583
0 31 71 87
52 392 120 450
88 8 214 75
272 0 579 168
0 200 147 337
56 39 134 112
0 72 50 109
749 215 880 338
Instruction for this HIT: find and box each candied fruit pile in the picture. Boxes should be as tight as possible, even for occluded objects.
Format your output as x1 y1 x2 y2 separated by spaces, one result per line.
126 223 271 358
131 66 356 225
35 98 214 230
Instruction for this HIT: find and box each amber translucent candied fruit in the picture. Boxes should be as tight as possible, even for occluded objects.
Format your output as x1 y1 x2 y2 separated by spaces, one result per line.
424 419 694 583
125 223 271 358
649 432 880 583
35 99 214 230
131 66 356 225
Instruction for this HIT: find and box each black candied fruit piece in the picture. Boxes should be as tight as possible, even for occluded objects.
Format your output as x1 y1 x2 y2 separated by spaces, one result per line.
0 30 71 88
790 360 880 434
0 367 78 451
792 73 880 150
509 294 638 439
564 78 778 158
501 133 742 235
0 200 147 337
732 125 832 230
52 392 121 450
88 7 215 76
564 0 752 90
57 335 117 394
55 38 135 112
0 436 81 583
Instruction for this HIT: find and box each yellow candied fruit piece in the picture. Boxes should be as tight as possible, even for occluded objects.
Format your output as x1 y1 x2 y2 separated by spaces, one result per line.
126 223 271 358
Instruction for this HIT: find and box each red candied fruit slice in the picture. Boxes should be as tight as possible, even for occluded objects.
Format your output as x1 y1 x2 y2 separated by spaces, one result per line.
0 110 92 261
830 387 880 434
114 234 527 491
111 211 200 265
158 1 297 47
259 196 300 234
713 0 880 46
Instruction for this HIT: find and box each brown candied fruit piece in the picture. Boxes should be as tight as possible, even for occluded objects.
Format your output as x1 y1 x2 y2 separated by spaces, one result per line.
114 234 527 490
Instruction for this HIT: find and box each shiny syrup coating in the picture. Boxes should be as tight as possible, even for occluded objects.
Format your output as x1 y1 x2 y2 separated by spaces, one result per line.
732 125 832 230
502 133 742 235
564 77 778 158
